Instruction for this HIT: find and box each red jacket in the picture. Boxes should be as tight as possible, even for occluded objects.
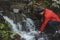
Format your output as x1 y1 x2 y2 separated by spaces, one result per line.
39 8 60 32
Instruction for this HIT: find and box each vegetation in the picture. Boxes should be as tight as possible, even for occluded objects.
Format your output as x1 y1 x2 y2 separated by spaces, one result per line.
0 22 11 40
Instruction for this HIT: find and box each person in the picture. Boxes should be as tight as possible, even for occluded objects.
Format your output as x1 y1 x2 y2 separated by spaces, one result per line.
34 6 60 34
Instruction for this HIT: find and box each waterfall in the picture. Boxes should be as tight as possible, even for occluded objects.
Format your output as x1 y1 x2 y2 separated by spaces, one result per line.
3 16 21 35
3 15 48 40
3 16 37 40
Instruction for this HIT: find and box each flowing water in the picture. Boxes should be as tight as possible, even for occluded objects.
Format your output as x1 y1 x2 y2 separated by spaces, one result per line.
3 15 48 40
3 16 37 40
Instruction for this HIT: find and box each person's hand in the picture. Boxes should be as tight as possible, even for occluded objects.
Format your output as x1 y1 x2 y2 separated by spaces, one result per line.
36 31 41 37
38 31 41 34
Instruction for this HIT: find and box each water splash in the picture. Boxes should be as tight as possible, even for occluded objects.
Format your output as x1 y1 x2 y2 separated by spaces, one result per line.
3 16 36 40
3 16 48 40
24 18 35 31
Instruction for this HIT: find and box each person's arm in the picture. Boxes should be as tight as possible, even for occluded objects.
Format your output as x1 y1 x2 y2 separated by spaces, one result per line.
39 18 50 32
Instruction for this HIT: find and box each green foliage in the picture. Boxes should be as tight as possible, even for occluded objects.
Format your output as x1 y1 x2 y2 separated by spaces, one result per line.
0 20 12 40
0 24 5 29
0 29 11 40
1 31 10 40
